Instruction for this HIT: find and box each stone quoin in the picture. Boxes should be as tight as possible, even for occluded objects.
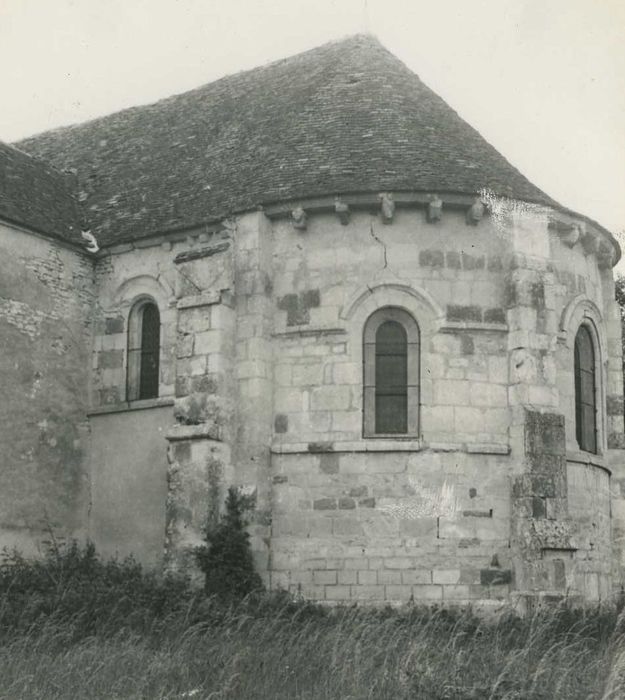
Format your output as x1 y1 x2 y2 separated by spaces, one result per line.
1 35 624 607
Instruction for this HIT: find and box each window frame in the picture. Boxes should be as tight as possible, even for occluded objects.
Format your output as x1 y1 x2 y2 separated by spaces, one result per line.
126 297 161 401
574 323 598 454
363 306 420 438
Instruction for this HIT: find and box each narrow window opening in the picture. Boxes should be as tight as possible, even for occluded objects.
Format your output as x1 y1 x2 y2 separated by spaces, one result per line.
127 300 160 401
574 325 597 453
138 303 160 399
375 321 408 433
363 307 419 437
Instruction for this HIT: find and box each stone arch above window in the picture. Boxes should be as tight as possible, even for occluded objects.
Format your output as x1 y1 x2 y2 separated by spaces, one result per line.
127 297 161 401
574 324 599 454
363 307 420 437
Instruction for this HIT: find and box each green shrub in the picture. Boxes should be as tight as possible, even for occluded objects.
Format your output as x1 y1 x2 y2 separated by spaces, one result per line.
0 540 194 637
194 486 264 599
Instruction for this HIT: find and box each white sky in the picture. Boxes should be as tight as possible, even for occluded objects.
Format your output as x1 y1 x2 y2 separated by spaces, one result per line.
1 0 624 240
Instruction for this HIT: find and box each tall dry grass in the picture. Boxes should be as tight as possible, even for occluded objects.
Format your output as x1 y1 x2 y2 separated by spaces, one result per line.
0 543 624 699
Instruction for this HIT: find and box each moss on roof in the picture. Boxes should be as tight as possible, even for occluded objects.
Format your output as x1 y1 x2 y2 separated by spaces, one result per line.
0 142 82 245
13 34 563 247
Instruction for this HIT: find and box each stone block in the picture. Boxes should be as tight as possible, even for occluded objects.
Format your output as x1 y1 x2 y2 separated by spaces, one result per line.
177 334 194 358
432 569 461 585
274 364 292 386
309 410 332 433
274 414 288 433
351 585 385 600
412 585 443 601
378 570 402 585
461 335 474 355
385 585 414 600
422 405 455 431
399 517 437 538
173 441 192 463
319 453 339 474
553 560 566 590
446 305 482 323
193 330 221 355
277 289 320 326
345 558 369 569
454 407 486 433
487 255 504 271
313 498 337 510
419 249 444 267
293 362 323 386
308 441 334 453
313 570 337 585
358 570 378 585
359 497 376 508
325 585 351 600
332 411 362 432
488 356 508 384
524 410 565 457
384 558 414 569
349 485 368 498
607 395 624 416
338 497 356 509
104 315 124 334
470 383 508 407
401 569 432 585
480 568 512 586
435 380 470 406
98 349 123 369
333 362 361 384
484 307 506 324
442 585 472 600
338 570 358 585
461 252 485 270
446 251 462 269
310 385 351 411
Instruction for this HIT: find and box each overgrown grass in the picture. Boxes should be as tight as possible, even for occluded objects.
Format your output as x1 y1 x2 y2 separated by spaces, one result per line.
0 543 624 699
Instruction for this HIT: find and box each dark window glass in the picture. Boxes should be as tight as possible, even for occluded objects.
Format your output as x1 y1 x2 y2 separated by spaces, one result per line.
375 321 407 433
139 303 160 399
574 326 596 453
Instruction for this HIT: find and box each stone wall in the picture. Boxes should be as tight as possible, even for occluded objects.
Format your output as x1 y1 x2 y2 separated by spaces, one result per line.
0 222 94 553
264 201 623 603
33 195 621 603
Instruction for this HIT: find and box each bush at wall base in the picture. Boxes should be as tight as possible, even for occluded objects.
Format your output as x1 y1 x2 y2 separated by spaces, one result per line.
194 486 264 599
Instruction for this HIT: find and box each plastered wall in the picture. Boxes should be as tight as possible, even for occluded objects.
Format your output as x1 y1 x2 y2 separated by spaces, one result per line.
0 223 94 553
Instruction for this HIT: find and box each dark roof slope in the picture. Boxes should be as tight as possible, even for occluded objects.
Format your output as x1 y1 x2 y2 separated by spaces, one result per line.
16 34 558 246
0 142 83 245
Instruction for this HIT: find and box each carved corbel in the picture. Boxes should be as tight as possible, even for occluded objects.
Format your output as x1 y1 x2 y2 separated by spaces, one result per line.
427 193 443 223
581 227 600 256
291 206 307 231
466 196 485 225
378 192 395 224
548 219 579 248
334 196 350 225
597 242 615 269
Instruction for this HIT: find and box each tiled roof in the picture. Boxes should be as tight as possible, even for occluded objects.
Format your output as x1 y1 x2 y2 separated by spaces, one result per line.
0 141 83 245
16 35 560 246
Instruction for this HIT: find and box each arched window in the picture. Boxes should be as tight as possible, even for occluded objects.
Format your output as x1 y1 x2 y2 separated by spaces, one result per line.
127 299 160 401
363 307 419 437
574 325 597 453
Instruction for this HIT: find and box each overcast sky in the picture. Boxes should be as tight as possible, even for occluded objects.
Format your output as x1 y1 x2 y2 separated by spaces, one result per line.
1 0 624 240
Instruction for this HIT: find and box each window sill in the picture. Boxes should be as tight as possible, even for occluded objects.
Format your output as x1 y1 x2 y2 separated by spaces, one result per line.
271 440 510 455
88 397 174 417
566 450 611 475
